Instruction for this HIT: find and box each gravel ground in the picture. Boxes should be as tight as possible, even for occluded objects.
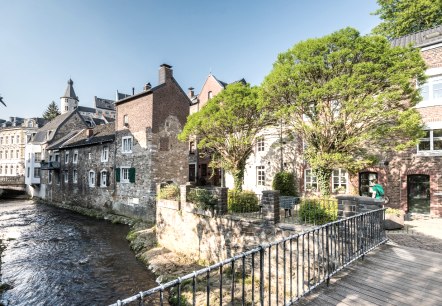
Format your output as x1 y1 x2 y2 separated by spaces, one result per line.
386 217 442 254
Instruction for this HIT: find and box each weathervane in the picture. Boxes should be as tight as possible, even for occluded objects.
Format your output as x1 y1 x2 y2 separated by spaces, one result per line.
0 94 6 107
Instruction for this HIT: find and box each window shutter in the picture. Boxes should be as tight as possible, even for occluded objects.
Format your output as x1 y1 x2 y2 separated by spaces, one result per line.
115 168 120 182
129 167 136 183
106 171 110 186
96 172 100 186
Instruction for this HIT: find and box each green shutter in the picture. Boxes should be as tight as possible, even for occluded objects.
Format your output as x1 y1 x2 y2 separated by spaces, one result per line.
115 168 120 182
129 167 136 183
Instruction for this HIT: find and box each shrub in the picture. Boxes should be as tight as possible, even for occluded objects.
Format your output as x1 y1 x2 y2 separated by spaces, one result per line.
228 190 260 213
187 188 217 210
158 184 180 201
385 208 403 216
272 171 298 196
298 198 338 224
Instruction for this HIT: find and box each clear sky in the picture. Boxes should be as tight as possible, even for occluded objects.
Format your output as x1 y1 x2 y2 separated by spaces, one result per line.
0 0 380 119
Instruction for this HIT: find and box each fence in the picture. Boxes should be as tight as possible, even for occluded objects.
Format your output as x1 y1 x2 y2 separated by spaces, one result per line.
110 207 386 306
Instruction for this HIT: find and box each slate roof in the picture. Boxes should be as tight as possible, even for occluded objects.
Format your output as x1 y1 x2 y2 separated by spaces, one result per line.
390 25 442 48
94 96 115 110
46 130 81 150
61 79 78 100
77 106 96 113
58 122 115 149
116 91 131 101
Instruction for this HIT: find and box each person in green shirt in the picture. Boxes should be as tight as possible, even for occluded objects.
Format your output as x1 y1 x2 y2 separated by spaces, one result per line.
371 178 385 200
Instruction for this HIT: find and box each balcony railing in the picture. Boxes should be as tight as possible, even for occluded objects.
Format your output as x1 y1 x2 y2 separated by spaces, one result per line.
0 176 25 185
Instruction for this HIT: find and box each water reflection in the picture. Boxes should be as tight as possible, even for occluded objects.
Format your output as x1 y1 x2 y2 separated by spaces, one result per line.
0 200 157 305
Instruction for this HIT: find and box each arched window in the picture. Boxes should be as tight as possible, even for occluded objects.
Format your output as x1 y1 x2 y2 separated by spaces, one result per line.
208 91 213 100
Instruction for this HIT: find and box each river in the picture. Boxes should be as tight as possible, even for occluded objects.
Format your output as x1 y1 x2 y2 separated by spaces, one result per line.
0 200 158 306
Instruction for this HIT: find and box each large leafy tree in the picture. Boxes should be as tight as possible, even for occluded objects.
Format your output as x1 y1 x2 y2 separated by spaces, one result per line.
372 0 442 38
42 101 61 121
179 83 274 191
262 27 426 195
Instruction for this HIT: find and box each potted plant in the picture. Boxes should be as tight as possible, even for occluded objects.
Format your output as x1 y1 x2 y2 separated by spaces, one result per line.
384 208 405 230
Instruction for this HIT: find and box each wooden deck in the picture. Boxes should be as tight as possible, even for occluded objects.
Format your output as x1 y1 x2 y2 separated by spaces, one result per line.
297 242 442 306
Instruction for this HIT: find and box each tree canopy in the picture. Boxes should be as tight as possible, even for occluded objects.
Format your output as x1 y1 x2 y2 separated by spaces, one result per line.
262 27 426 195
43 101 61 121
178 82 274 191
372 0 442 38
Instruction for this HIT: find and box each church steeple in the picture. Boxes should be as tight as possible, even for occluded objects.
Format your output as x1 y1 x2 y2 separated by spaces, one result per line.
60 78 79 114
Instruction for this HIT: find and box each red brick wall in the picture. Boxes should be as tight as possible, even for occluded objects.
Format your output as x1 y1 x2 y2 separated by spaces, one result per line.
115 94 153 132
421 46 442 69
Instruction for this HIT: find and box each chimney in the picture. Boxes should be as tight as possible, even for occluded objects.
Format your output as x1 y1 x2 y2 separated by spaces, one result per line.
159 63 173 84
144 82 152 91
85 128 93 138
132 87 135 95
188 87 194 98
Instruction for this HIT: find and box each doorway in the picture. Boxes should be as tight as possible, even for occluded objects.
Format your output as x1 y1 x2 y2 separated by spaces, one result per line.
407 175 430 214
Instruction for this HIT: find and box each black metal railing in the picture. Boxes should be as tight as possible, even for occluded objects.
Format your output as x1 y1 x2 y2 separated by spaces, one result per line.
110 208 386 306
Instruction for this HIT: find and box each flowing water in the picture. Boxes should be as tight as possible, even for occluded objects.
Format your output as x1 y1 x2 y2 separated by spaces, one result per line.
0 200 158 306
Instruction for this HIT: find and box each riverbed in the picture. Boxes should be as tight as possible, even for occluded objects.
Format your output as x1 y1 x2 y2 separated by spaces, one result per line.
0 200 157 305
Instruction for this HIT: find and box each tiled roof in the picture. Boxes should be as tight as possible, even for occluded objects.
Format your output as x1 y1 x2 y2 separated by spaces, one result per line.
390 25 442 48
60 122 115 149
94 96 115 110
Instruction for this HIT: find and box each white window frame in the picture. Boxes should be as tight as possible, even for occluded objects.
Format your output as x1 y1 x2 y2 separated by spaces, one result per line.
256 137 265 152
34 167 40 178
73 169 78 184
64 170 69 183
101 146 109 162
122 136 133 153
48 171 52 184
73 150 78 164
257 165 265 186
121 167 130 183
417 128 442 156
88 170 95 187
305 169 318 192
332 168 348 192
88 152 92 160
418 74 442 108
64 151 69 164
100 170 107 187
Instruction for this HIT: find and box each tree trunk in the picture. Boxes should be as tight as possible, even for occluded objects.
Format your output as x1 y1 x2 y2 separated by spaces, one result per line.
315 168 332 196
232 168 244 192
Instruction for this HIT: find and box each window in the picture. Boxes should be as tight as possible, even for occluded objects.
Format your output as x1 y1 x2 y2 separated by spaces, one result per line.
63 170 69 183
120 167 130 183
10 166 13 175
305 169 318 192
88 170 95 187
123 115 129 127
16 135 20 143
73 169 78 183
100 170 107 187
5 136 8 144
16 150 19 159
11 136 14 144
27 167 30 178
65 105 68 111
0 166 2 175
332 169 347 192
73 151 78 163
257 166 265 186
419 75 442 106
418 129 442 153
122 136 133 153
88 152 92 160
34 152 41 162
5 151 7 159
101 146 109 162
256 137 265 152
54 154 60 162
34 167 40 178
0 137 2 144
208 91 213 100
0 151 2 159
189 141 196 154
65 151 69 164
359 172 377 197
48 171 52 184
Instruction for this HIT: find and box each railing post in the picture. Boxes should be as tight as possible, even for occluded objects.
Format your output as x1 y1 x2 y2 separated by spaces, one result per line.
259 246 264 306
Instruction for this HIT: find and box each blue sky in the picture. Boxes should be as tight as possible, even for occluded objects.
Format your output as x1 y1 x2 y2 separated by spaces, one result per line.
0 0 380 119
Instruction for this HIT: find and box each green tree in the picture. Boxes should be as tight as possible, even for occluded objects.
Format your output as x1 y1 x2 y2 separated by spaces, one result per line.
179 83 274 191
262 27 426 196
42 101 61 121
372 0 442 38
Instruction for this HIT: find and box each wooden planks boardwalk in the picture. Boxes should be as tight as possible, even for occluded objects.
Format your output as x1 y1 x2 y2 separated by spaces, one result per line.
297 242 442 306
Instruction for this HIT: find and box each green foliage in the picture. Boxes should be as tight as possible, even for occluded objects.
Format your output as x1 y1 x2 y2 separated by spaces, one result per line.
228 190 260 213
298 198 338 225
42 101 61 121
272 171 297 196
262 27 426 195
169 292 192 306
372 0 442 38
158 184 180 201
178 82 275 191
187 188 217 210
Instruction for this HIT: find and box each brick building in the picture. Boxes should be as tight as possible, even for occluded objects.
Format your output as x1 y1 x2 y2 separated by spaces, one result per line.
44 123 115 211
113 64 190 221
